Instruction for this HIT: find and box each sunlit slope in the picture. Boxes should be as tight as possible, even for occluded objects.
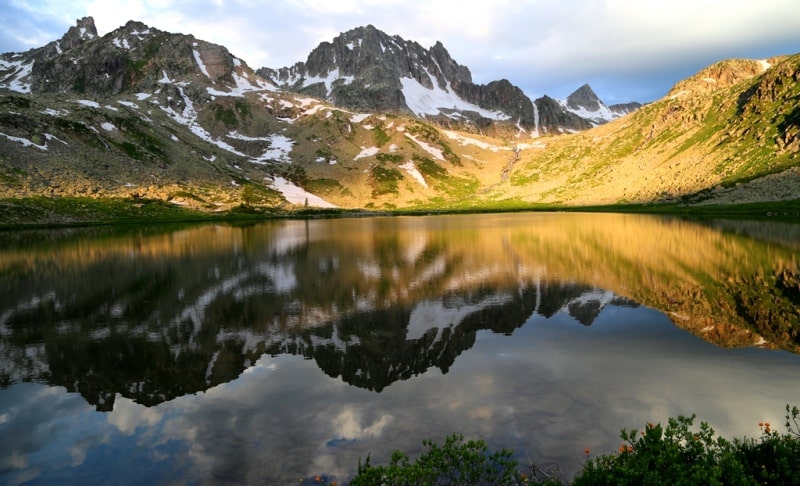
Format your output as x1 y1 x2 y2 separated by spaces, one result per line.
498 54 800 206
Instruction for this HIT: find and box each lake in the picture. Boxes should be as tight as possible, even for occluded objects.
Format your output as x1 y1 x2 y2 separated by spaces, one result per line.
1 212 799 484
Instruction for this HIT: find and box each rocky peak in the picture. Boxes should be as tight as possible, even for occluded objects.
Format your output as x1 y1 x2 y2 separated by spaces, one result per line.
566 83 602 112
60 16 98 51
1 17 270 99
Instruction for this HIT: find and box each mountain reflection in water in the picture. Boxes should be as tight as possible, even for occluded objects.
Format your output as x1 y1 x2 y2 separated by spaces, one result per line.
1 212 799 483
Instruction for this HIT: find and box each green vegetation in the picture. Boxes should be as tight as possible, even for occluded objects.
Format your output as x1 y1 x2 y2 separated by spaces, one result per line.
315 146 333 161
240 183 282 206
0 95 32 110
351 434 527 486
0 196 208 229
376 153 403 163
574 406 800 485
372 126 390 146
305 178 350 196
339 405 800 485
213 104 239 128
371 165 403 196
406 121 461 166
566 199 800 221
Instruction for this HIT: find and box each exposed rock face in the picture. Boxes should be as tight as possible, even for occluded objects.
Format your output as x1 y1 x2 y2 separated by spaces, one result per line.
259 25 475 113
258 25 642 134
566 83 603 112
259 26 550 129
534 95 594 133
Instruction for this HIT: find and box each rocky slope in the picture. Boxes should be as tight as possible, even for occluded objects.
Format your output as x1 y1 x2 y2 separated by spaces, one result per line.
495 54 800 206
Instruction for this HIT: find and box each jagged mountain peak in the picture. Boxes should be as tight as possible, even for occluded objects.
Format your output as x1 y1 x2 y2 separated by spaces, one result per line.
558 82 641 126
566 83 601 112
258 25 641 135
0 17 276 97
259 24 518 122
59 16 99 51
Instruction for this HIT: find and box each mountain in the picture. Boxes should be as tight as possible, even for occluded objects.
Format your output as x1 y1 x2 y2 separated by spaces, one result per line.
1 17 799 224
560 83 643 125
257 25 625 135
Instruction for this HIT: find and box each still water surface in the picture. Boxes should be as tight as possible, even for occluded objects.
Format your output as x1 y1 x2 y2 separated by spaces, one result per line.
1 212 799 484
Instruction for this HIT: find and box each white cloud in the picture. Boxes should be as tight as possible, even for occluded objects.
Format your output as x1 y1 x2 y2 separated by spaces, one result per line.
108 394 164 434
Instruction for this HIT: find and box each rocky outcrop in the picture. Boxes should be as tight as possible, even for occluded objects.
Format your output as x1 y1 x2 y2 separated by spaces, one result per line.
534 95 594 133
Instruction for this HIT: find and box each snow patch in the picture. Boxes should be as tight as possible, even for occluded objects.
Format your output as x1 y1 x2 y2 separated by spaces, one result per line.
44 133 68 145
257 135 295 163
0 58 34 93
0 131 48 150
405 133 444 160
112 37 131 49
558 98 613 124
400 70 510 120
442 130 509 152
269 176 337 208
301 68 355 97
159 84 247 157
399 161 427 187
158 70 172 84
206 70 277 97
76 99 101 108
192 45 211 79
101 122 116 131
354 146 379 160
41 108 69 117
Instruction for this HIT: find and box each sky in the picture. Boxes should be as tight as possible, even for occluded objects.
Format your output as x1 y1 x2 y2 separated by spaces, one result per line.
1 0 799 103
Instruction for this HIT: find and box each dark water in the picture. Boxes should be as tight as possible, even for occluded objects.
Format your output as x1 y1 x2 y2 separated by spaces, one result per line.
1 212 799 484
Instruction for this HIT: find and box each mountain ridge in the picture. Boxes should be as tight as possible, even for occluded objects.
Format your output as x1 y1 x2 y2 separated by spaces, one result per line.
0 17 798 222
257 24 635 134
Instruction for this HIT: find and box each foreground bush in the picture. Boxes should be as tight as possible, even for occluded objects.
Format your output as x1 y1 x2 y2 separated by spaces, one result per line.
574 405 800 485
348 405 800 485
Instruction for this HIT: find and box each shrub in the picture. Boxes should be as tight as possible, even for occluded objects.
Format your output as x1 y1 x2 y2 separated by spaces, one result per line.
574 405 800 485
347 406 800 485
350 434 531 486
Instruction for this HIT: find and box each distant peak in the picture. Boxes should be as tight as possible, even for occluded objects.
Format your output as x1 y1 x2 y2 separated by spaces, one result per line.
566 83 601 111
